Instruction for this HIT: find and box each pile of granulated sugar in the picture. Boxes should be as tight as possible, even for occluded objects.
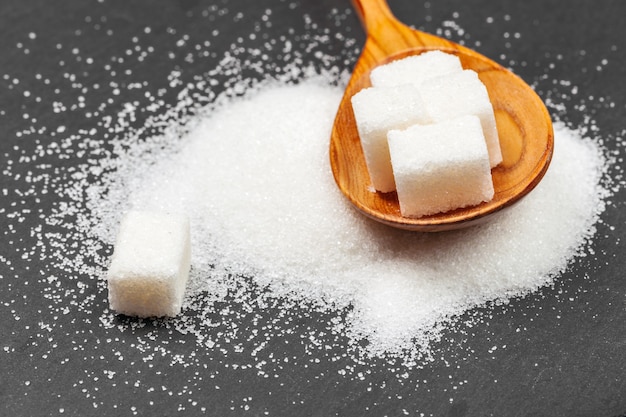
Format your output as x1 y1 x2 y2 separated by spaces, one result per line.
89 74 609 362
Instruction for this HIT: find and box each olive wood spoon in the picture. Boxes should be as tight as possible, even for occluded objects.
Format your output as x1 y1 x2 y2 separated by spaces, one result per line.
329 0 554 232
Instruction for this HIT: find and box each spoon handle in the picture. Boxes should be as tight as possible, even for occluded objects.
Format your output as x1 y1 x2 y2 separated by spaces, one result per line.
351 0 395 32
352 0 457 57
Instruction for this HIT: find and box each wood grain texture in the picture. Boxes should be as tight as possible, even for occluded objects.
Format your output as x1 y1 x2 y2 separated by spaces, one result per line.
329 0 554 232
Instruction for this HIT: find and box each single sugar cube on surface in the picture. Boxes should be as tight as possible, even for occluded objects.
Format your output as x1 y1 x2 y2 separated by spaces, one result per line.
369 50 463 88
351 84 430 192
388 115 495 218
107 210 191 318
420 69 502 168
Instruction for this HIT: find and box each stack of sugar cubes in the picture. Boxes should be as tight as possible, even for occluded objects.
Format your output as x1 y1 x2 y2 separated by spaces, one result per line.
351 50 502 218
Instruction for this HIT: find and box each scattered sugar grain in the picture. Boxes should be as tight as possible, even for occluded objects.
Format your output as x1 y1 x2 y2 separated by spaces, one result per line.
92 77 608 360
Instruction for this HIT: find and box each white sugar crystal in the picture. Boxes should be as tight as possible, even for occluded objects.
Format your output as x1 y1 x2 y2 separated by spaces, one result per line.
420 69 502 167
351 84 430 192
107 210 191 318
388 115 494 217
84 79 607 363
369 50 463 88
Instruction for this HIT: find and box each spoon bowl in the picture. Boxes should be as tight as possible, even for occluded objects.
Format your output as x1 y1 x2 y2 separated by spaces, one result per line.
329 0 554 232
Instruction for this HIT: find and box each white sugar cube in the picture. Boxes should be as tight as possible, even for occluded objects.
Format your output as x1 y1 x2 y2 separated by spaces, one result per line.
388 115 494 218
107 210 191 318
420 69 502 167
370 50 463 88
351 84 430 192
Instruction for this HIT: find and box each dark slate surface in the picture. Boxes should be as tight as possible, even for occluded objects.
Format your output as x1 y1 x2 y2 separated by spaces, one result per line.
1 0 625 416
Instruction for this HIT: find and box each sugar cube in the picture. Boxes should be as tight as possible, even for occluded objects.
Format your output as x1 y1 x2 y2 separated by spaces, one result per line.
388 115 494 218
107 210 191 318
369 50 463 88
351 84 430 192
420 69 502 167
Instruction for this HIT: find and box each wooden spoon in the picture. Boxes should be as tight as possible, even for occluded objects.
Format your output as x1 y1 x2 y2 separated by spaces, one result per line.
329 0 554 232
